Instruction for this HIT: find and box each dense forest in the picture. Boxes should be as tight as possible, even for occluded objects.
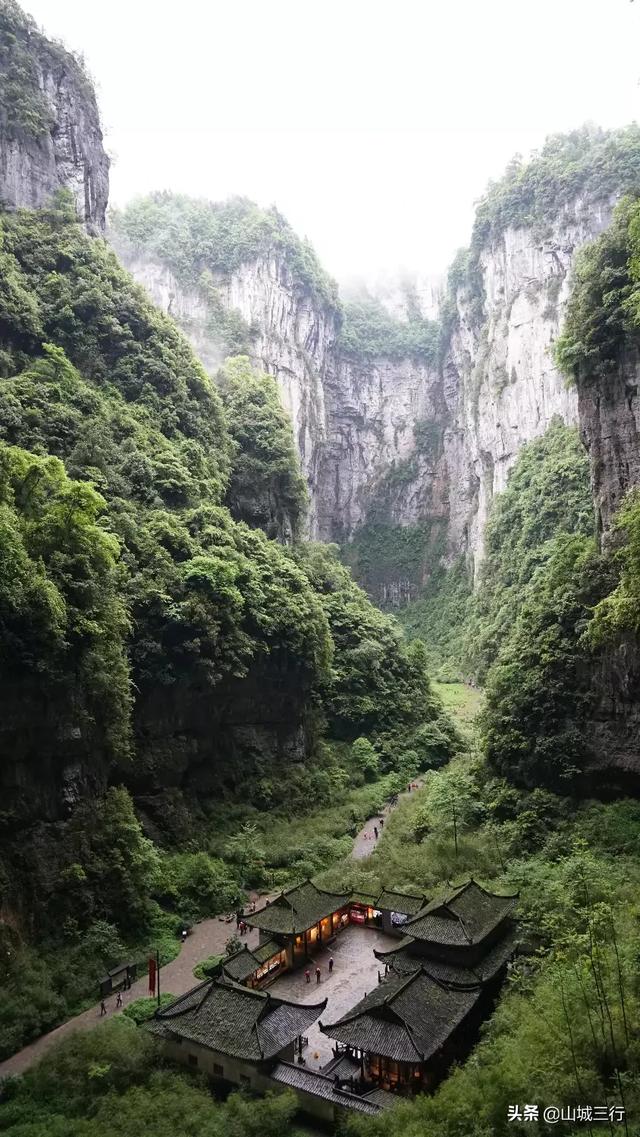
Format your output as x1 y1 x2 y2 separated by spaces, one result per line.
0 188 456 1056
1 1 640 1134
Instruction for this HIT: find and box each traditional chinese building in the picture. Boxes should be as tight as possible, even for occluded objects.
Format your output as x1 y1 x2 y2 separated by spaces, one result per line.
244 880 428 976
320 880 519 1093
148 973 326 1092
219 940 287 988
374 879 519 982
319 965 483 1092
244 880 351 966
348 889 426 936
153 878 518 1113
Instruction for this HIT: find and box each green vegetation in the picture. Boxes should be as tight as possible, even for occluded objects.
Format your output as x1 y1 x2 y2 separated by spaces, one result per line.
473 124 640 250
122 993 175 1024
342 419 446 606
296 542 458 753
313 753 640 1136
111 191 339 308
217 356 308 539
0 1018 304 1136
0 0 92 142
398 558 473 679
431 681 483 734
555 194 640 383
399 421 615 790
0 442 130 758
0 196 457 1059
338 296 440 363
343 521 438 605
467 418 594 681
479 533 608 790
192 955 223 980
441 125 640 340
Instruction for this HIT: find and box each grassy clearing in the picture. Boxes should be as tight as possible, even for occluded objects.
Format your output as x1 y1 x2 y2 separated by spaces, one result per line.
432 681 483 733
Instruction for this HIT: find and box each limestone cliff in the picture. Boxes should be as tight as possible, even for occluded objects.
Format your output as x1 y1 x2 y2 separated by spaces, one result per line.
114 195 616 593
0 2 108 231
111 240 337 536
443 195 616 573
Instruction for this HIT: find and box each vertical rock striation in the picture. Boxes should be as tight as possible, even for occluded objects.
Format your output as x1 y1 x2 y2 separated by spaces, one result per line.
115 195 617 585
443 197 615 572
0 4 108 231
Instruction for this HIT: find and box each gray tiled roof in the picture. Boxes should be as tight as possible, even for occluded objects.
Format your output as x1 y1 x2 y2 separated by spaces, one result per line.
152 976 326 1061
404 880 517 946
376 890 426 916
375 916 519 986
222 947 260 982
350 892 379 907
320 967 481 1063
270 1062 395 1114
221 940 282 982
246 880 350 936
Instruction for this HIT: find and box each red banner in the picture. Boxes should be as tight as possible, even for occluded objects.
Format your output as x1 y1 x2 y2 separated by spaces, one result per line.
148 955 157 997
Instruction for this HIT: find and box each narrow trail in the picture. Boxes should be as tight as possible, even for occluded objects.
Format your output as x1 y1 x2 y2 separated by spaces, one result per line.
351 778 424 860
0 778 423 1080
0 916 260 1080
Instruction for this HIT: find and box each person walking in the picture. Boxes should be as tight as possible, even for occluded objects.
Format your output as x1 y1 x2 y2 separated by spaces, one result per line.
100 1000 107 1016
373 825 378 840
379 817 384 829
116 990 123 1009
305 968 310 983
329 957 334 974
316 966 321 984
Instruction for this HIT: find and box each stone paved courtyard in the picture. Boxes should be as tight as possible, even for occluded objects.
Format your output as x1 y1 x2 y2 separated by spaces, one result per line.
266 924 397 1068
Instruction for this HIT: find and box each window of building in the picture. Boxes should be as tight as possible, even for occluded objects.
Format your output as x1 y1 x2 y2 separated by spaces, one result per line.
213 1063 224 1077
188 1054 198 1068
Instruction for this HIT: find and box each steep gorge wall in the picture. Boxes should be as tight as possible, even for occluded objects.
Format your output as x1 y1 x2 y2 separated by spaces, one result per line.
115 198 616 588
0 6 108 231
112 245 336 536
443 196 615 572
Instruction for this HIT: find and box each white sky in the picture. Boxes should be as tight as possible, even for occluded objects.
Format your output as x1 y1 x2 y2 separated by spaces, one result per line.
24 0 640 282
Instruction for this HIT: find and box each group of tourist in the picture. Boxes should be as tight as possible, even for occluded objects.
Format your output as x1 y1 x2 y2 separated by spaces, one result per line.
305 957 334 984
99 989 126 1016
363 816 385 842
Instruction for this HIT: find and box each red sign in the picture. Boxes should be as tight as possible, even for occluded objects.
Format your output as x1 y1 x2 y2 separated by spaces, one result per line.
148 955 157 996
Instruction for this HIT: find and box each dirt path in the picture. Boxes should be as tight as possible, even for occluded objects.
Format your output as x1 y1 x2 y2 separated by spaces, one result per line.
350 778 424 860
0 916 260 1080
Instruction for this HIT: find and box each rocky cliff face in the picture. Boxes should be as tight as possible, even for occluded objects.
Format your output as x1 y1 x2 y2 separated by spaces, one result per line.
115 197 617 585
114 245 337 536
577 347 640 542
314 354 447 541
443 196 616 572
0 11 108 232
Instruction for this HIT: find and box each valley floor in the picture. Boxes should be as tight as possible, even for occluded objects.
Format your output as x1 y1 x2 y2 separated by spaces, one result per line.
0 778 421 1080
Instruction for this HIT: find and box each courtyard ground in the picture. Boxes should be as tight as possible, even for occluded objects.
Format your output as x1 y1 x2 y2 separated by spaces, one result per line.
266 924 397 1068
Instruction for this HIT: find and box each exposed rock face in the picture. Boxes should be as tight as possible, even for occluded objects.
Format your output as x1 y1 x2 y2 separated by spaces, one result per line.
315 354 447 540
577 348 640 542
116 197 617 580
113 244 337 535
0 34 108 231
443 197 616 573
131 658 312 833
582 640 640 792
573 336 640 788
